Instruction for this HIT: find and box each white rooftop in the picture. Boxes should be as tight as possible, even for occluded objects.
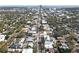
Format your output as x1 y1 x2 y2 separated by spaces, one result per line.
27 37 33 42
22 48 33 53
42 20 47 24
0 34 5 41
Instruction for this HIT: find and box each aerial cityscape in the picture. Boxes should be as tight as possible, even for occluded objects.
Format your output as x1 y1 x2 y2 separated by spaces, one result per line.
0 5 79 53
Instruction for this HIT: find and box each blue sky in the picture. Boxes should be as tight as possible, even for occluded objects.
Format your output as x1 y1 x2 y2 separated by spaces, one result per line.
0 0 79 5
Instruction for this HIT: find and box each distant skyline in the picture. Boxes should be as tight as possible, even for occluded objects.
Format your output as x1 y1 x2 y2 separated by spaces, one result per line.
0 0 79 6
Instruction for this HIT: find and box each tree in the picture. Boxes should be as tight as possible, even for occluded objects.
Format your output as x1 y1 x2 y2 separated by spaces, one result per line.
0 21 4 32
0 41 8 53
47 16 57 26
0 47 8 53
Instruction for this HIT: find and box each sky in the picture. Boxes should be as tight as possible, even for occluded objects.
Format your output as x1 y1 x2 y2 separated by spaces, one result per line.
0 0 79 6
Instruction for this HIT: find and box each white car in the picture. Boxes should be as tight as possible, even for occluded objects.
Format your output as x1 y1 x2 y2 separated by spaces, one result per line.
45 40 53 48
28 42 33 47
59 43 69 49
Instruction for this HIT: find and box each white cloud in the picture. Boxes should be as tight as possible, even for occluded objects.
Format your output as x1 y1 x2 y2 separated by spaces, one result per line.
0 0 79 5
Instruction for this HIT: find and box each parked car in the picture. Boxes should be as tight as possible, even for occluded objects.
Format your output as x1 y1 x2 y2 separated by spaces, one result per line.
58 42 70 53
